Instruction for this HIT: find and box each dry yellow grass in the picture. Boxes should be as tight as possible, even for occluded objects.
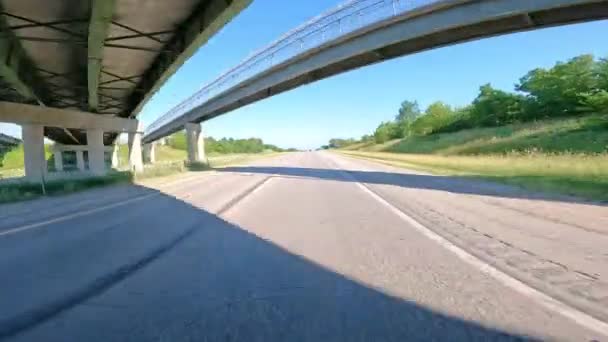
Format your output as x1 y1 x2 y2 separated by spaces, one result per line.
338 150 608 201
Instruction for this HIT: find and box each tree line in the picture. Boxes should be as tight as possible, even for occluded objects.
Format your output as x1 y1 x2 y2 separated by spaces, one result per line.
167 133 292 154
328 54 608 146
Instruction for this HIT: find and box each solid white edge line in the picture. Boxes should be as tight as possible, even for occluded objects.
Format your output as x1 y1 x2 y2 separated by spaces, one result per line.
0 193 157 238
347 174 608 337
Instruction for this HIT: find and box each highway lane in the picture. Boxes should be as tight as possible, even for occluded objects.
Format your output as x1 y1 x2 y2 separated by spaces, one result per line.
1 152 606 341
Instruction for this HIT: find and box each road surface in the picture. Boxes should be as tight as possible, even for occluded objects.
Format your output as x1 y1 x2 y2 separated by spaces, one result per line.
0 151 606 341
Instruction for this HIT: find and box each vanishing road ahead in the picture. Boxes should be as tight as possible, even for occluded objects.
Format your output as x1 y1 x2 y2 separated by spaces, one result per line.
1 152 607 341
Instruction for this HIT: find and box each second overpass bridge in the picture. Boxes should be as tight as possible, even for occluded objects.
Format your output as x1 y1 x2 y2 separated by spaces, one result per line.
143 0 608 160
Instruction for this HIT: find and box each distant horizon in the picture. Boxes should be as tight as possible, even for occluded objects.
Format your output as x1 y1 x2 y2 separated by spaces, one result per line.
1 0 607 149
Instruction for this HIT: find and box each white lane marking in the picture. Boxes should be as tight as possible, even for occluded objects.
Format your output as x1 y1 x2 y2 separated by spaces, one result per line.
1 168 271 239
0 193 157 238
146 171 219 190
0 173 223 238
349 177 608 337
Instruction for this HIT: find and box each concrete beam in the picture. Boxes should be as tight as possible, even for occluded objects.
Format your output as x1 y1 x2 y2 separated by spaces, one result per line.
87 0 116 112
0 102 141 133
54 144 113 152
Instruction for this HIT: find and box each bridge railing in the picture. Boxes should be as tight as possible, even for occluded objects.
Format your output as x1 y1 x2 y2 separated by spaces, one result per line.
145 0 437 135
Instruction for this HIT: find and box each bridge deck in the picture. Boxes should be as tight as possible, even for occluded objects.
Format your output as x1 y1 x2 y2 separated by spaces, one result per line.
143 0 608 144
0 0 251 145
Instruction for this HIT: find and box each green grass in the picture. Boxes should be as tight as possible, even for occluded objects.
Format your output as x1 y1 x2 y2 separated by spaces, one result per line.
338 151 608 202
157 145 187 161
0 144 52 170
0 172 133 204
0 142 282 203
360 115 608 156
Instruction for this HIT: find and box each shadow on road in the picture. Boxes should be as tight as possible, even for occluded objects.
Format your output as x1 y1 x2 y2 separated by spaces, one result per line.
5 185 540 341
218 166 605 206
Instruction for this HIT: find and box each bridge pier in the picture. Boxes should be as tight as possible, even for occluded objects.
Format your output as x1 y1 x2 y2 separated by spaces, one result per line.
143 142 156 164
185 123 206 164
22 124 46 182
128 131 144 173
111 144 120 169
87 129 106 175
75 150 85 171
52 145 63 172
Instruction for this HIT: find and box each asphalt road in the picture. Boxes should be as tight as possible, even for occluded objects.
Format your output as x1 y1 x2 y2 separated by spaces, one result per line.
0 151 606 341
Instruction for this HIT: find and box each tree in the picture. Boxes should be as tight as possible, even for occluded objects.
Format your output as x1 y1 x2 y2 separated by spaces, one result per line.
469 84 524 126
360 134 374 143
426 101 453 118
516 54 598 118
374 121 402 143
172 133 280 154
598 58 608 90
582 90 608 114
396 100 421 122
328 138 357 149
410 101 454 135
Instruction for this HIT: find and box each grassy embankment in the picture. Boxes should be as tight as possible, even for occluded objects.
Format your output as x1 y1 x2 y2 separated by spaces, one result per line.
0 144 281 203
338 115 608 201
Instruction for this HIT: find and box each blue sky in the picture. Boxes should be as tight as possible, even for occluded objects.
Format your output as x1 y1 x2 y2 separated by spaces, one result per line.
2 1 607 149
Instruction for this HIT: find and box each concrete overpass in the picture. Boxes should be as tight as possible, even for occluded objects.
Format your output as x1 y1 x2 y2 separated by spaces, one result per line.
143 0 608 159
0 0 251 180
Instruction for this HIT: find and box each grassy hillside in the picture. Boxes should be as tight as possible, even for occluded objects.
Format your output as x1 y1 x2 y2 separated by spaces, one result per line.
339 115 608 201
355 115 608 156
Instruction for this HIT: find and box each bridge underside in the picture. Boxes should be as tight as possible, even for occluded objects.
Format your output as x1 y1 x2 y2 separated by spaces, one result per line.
0 0 251 145
144 0 608 143
230 0 608 114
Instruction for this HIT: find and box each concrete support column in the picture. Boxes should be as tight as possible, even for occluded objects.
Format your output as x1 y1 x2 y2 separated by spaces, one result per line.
185 123 205 163
87 129 106 175
22 124 46 181
53 144 64 172
76 151 85 171
143 142 156 164
128 131 143 173
111 144 119 169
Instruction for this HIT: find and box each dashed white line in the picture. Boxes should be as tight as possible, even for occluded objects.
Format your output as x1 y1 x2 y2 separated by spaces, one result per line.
0 193 157 238
0 172 222 238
